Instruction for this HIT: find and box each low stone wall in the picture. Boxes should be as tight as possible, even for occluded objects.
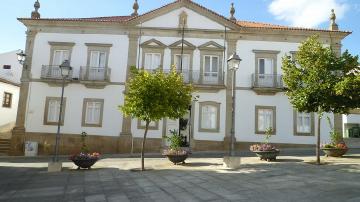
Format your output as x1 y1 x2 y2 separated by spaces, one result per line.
9 132 316 156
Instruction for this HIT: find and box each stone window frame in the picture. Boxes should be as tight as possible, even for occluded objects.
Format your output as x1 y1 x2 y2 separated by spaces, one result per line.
43 97 67 126
198 101 221 133
198 41 225 84
141 39 167 70
255 105 276 135
85 43 112 68
48 42 75 65
293 110 315 136
169 40 196 72
2 92 12 108
252 50 280 76
137 120 160 130
81 98 104 128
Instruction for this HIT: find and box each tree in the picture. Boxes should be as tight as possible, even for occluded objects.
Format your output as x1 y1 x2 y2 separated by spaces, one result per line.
120 67 193 171
282 35 359 164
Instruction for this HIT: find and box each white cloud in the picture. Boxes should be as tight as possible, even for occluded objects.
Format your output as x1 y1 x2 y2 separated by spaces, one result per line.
268 0 349 28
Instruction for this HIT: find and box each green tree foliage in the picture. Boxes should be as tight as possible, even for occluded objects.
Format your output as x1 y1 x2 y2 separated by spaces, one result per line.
282 35 359 164
120 67 193 170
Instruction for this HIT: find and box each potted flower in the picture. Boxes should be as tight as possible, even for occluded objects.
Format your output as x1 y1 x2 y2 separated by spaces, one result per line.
321 117 348 157
69 132 101 169
250 128 280 161
162 130 190 165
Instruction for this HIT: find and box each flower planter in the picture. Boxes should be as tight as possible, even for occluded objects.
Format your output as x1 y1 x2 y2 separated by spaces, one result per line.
71 158 99 169
252 150 280 161
321 148 348 157
165 154 188 165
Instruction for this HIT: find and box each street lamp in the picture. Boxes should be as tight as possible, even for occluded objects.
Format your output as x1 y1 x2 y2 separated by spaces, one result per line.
53 60 72 164
227 53 241 157
17 50 27 65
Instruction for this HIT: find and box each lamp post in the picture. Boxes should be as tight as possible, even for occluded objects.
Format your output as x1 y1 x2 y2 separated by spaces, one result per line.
53 60 72 163
227 53 241 156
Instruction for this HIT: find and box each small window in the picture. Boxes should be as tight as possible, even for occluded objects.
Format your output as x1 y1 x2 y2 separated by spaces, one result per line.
255 106 276 134
2 92 12 108
174 54 190 71
52 50 70 66
144 53 161 70
137 120 159 130
3 65 11 69
258 58 273 75
82 99 104 127
199 102 220 132
44 97 66 125
294 111 314 136
90 51 107 68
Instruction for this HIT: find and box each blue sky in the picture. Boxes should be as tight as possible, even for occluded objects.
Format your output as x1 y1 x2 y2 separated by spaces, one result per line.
0 0 359 56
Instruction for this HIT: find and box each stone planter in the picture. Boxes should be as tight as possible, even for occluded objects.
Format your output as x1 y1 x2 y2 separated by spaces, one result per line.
321 148 348 157
165 154 188 165
252 150 280 161
71 158 98 169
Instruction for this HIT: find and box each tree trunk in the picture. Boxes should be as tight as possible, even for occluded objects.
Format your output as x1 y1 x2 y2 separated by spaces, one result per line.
316 115 321 165
141 120 150 171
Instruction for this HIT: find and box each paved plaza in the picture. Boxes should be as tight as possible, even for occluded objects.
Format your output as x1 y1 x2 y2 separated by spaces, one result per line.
0 151 359 202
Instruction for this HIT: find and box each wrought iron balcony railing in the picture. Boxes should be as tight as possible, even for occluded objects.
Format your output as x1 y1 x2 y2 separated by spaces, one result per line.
251 73 283 89
143 69 224 85
80 66 111 82
41 65 73 80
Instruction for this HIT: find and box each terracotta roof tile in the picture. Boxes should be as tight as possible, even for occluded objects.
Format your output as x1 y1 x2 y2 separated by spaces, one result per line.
237 20 351 33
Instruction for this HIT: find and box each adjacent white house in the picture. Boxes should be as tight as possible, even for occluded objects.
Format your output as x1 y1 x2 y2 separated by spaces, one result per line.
0 50 21 138
10 0 356 155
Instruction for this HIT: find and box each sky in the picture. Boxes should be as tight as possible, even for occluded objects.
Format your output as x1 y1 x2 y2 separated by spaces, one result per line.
0 0 359 56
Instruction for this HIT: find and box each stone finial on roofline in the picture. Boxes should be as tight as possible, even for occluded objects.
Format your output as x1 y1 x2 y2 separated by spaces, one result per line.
329 9 339 31
31 0 41 19
229 3 236 22
131 0 139 17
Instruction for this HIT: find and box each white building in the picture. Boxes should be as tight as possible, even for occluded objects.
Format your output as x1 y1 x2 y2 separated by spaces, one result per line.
10 0 356 155
0 50 21 139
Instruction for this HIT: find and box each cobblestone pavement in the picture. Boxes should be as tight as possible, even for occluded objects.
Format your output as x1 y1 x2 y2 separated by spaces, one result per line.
0 153 359 202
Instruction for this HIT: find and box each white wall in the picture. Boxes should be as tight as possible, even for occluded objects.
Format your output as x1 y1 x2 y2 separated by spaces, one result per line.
0 82 19 128
0 50 22 84
236 40 300 87
25 82 124 136
235 90 332 144
32 33 129 83
141 7 225 30
343 114 360 124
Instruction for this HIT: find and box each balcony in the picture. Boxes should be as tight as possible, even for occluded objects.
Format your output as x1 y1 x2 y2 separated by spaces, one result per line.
80 67 111 81
145 69 224 86
41 65 73 80
251 73 284 95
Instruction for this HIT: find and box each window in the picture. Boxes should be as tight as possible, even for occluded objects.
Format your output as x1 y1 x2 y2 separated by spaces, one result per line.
174 54 190 71
137 120 159 130
82 99 104 127
90 51 106 68
44 97 66 125
144 53 161 70
294 111 314 136
255 106 276 134
2 92 12 108
3 65 11 69
204 55 219 77
52 50 69 66
199 102 220 132
258 58 273 75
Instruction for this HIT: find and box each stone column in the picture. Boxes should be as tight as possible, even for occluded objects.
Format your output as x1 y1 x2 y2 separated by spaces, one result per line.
331 40 343 135
223 36 237 151
10 29 37 156
119 31 139 153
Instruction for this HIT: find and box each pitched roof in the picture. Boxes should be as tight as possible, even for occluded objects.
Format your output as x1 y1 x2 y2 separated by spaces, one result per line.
18 0 351 34
237 21 351 33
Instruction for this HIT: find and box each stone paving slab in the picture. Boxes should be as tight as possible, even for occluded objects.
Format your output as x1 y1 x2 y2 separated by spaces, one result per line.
0 154 359 202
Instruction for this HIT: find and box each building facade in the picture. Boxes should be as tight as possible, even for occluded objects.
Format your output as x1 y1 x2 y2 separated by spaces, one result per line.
0 50 21 139
10 0 354 155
